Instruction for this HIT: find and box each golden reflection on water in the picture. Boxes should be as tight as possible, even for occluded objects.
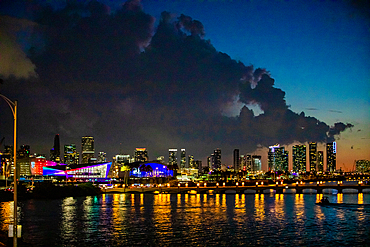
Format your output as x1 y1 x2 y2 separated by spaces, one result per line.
60 197 77 236
358 193 363 204
337 193 343 203
0 202 12 232
254 194 265 221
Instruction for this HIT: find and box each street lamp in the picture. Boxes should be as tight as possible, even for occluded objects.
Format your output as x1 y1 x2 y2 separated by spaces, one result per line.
0 92 18 246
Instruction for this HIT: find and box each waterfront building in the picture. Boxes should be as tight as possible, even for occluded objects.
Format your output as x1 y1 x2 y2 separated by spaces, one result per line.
63 144 79 165
309 142 317 172
30 156 47 176
317 151 324 173
43 162 112 181
180 149 186 169
98 152 106 163
327 142 337 172
233 149 240 171
50 134 61 163
134 148 148 162
246 155 252 172
292 145 306 173
81 136 95 163
129 161 173 178
188 155 194 169
168 149 178 167
268 144 288 172
211 148 221 170
252 155 262 173
355 160 370 173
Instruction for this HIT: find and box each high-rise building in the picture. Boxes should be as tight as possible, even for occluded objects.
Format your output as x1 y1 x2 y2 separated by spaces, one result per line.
327 142 336 172
81 136 94 163
355 160 370 173
233 149 240 171
246 155 252 172
309 142 317 172
64 144 79 165
317 151 324 173
207 156 211 170
168 149 178 167
180 149 186 169
98 152 107 163
50 134 60 163
195 160 202 170
268 144 288 172
211 148 221 170
252 155 262 173
292 145 306 173
16 145 31 177
188 155 194 169
134 148 148 162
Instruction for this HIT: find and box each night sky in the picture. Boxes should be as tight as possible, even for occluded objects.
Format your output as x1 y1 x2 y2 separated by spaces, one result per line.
0 0 369 171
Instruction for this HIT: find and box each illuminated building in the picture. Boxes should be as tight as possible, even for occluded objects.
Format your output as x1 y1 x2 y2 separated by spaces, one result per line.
326 142 336 172
169 148 178 167
1 146 12 179
81 136 94 163
211 148 221 170
50 134 61 163
180 149 186 169
207 156 211 169
246 155 252 172
30 156 47 176
43 162 112 181
292 145 306 173
64 144 79 165
309 142 317 172
268 144 288 172
317 151 324 173
112 154 132 178
233 149 240 171
98 152 106 163
135 148 148 162
188 155 194 169
129 162 173 178
195 160 202 170
252 155 262 173
356 160 370 173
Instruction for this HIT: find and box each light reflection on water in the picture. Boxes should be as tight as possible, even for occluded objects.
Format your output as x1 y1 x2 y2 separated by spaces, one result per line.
0 193 369 246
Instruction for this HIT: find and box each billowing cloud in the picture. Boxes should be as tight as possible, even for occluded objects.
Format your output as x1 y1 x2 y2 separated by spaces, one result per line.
0 1 354 161
0 15 37 79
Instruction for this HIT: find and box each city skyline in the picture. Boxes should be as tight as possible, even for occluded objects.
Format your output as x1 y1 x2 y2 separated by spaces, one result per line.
0 0 369 171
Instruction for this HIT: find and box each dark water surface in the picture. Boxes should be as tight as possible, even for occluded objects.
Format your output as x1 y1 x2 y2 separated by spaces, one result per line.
1 193 370 246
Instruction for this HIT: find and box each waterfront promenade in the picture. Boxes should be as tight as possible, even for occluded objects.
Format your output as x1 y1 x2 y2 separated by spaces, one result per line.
105 183 370 194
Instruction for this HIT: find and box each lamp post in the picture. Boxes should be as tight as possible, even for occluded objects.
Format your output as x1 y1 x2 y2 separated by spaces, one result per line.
0 93 18 247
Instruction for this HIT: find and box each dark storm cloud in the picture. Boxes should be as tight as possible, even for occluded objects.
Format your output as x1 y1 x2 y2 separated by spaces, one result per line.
0 0 354 159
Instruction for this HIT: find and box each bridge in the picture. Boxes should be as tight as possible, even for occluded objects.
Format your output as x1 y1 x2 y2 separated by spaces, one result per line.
105 183 370 194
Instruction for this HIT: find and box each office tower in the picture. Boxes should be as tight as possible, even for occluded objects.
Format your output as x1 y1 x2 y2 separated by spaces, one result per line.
252 155 262 173
207 156 211 170
355 160 370 173
134 148 148 162
82 136 95 163
64 144 79 165
240 155 245 171
195 160 202 170
50 134 60 163
268 144 288 172
233 149 240 171
309 142 317 172
180 149 186 169
168 149 178 167
246 155 252 172
17 145 30 159
16 145 31 177
98 152 106 163
326 142 337 172
188 155 194 169
211 148 221 170
292 145 306 173
317 151 324 173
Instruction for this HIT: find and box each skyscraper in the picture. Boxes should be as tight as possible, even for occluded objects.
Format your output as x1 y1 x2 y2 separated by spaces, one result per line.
292 145 306 173
268 144 288 172
168 149 178 167
309 142 317 172
188 155 194 169
98 152 106 163
246 155 252 172
317 151 324 173
50 134 61 163
233 149 240 171
211 148 221 170
64 144 79 165
327 142 336 172
180 149 186 169
252 155 262 173
134 148 148 162
81 136 94 163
